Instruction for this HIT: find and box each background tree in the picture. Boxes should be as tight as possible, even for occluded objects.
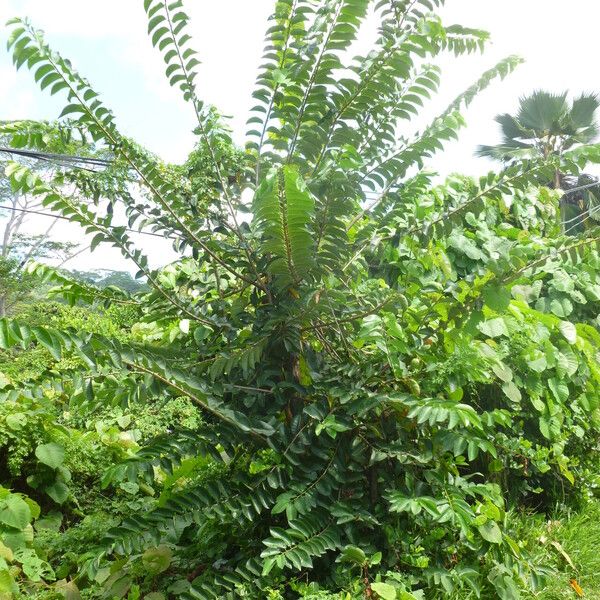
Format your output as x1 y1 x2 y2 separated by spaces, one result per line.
0 122 138 314
0 130 88 315
69 268 148 293
476 90 600 231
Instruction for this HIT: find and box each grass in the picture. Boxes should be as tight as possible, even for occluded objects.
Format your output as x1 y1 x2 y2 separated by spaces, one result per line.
519 501 600 599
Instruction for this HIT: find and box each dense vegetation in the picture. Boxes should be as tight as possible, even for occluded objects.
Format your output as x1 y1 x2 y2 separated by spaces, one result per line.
1 1 600 599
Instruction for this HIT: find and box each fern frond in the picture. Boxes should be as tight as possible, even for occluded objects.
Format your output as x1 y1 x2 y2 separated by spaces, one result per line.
309 17 490 175
104 475 276 553
184 558 264 600
376 0 444 28
361 56 523 192
208 338 269 380
0 319 273 438
402 397 483 430
272 440 349 520
142 0 259 265
286 0 370 162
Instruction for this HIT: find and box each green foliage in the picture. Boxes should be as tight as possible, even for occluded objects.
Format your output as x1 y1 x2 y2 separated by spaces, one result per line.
2 1 600 599
0 256 39 317
253 165 316 287
0 296 206 598
477 91 600 162
0 487 53 598
477 90 600 234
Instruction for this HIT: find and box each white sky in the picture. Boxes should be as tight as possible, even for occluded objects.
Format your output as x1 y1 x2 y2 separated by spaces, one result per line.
1 0 599 273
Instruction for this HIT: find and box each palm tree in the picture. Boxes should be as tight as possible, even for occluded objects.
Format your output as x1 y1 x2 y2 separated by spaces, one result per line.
477 91 600 232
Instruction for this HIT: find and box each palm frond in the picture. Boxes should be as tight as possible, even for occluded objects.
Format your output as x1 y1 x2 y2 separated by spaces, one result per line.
517 90 568 133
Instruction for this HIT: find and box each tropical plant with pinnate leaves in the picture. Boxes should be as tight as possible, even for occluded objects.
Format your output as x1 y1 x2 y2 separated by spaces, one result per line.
2 1 600 598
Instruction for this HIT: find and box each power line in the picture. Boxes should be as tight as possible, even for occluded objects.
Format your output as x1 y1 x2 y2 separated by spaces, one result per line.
0 146 111 167
564 206 600 236
0 203 172 240
561 179 600 196
4 145 600 212
562 203 600 226
559 180 600 233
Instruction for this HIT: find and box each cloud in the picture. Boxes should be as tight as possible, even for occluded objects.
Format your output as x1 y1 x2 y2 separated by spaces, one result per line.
2 0 143 38
0 64 37 120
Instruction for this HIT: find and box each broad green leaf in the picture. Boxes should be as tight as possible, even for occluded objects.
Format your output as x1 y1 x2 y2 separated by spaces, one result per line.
548 377 569 403
0 568 15 594
5 413 27 430
371 582 397 600
18 547 54 582
483 285 511 312
556 349 578 377
142 545 172 574
448 232 484 260
23 497 40 520
558 321 577 344
558 459 575 485
339 545 366 566
2 524 33 550
549 297 573 318
0 495 31 530
478 520 502 544
105 574 132 598
502 381 521 403
539 416 551 440
526 352 547 373
119 482 139 495
478 317 508 338
45 482 69 505
492 362 513 382
55 580 82 600
0 372 9 389
0 543 13 562
35 443 65 470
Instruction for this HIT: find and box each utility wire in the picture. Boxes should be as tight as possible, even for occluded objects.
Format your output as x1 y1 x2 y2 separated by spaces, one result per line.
2 146 600 190
4 146 600 220
561 179 600 196
562 202 600 226
559 180 600 233
564 206 600 236
0 149 178 241
0 146 111 167
0 203 172 240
